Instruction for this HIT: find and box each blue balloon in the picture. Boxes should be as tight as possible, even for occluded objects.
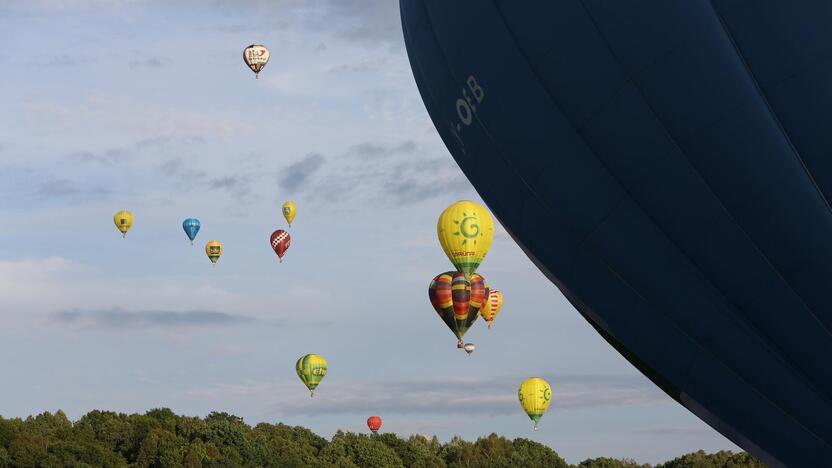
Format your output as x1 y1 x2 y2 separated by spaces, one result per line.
401 1 832 465
182 218 201 245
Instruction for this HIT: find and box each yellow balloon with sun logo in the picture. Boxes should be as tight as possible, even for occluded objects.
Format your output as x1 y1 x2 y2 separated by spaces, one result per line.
113 210 134 238
518 377 552 430
205 240 223 267
437 201 494 276
282 201 297 227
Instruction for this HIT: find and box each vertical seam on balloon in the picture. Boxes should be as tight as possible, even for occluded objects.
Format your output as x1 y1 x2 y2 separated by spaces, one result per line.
478 0 741 397
704 0 832 331
707 0 832 213
572 0 832 446
486 0 831 452
563 0 832 374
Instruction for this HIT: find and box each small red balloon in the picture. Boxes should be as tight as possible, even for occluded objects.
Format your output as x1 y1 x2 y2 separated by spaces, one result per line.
270 229 291 262
367 416 382 434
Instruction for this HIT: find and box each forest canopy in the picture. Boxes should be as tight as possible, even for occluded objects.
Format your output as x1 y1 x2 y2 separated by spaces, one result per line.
0 409 763 467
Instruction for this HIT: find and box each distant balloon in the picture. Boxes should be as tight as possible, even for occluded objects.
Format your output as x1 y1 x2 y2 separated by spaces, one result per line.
437 201 494 276
518 377 552 431
479 289 504 329
243 44 269 78
463 343 476 355
296 354 327 397
113 210 133 238
270 229 291 263
182 218 201 245
428 271 488 347
282 201 297 227
205 240 222 267
367 416 382 434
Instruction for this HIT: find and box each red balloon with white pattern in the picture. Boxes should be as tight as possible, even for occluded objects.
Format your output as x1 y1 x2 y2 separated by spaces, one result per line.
270 229 291 262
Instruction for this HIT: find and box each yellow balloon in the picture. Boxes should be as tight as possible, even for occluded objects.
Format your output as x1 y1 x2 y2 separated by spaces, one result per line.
205 240 223 266
113 210 133 238
282 201 297 227
479 289 503 329
437 201 494 276
518 377 552 430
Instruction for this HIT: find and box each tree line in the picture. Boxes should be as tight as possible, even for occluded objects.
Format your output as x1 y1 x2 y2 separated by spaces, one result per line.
0 409 764 467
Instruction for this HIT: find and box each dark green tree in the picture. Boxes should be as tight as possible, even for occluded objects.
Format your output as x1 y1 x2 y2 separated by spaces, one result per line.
656 449 764 468
577 456 650 468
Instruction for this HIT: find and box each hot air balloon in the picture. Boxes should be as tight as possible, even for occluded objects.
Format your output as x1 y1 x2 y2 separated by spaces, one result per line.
270 229 291 262
463 343 475 355
296 354 327 397
437 201 494 277
182 218 201 245
243 44 269 79
428 271 488 348
401 1 832 464
479 289 503 329
282 201 297 227
113 210 133 238
518 377 552 431
367 416 382 434
205 240 222 267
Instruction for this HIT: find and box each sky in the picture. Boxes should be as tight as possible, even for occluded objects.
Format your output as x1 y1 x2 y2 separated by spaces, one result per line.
0 0 740 464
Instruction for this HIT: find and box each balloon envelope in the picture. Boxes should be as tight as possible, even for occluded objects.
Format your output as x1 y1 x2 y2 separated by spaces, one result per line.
479 289 503 329
518 377 551 430
463 343 475 355
282 201 297 226
401 1 832 464
367 416 382 434
270 229 291 262
205 240 222 265
243 44 269 78
428 272 488 345
437 201 494 276
182 218 201 244
296 354 327 397
113 210 133 237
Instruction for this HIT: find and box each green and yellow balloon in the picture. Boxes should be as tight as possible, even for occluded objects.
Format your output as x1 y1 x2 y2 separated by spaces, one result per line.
518 377 552 430
296 354 327 397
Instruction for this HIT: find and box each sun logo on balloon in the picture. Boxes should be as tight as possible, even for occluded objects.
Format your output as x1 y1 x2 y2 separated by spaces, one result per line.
452 212 482 246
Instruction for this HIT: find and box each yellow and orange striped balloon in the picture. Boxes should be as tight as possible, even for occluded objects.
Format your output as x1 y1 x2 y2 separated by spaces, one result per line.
480 289 503 328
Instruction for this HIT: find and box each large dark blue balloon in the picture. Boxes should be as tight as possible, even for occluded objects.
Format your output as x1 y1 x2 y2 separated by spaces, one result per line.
400 1 832 465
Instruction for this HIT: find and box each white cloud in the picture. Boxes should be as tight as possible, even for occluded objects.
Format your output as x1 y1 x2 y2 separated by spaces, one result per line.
187 374 667 419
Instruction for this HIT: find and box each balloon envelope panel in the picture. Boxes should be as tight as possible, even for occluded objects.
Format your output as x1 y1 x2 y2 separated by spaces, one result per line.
400 1 832 465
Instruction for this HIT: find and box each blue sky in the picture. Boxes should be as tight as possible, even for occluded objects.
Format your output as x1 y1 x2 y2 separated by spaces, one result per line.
0 0 739 463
